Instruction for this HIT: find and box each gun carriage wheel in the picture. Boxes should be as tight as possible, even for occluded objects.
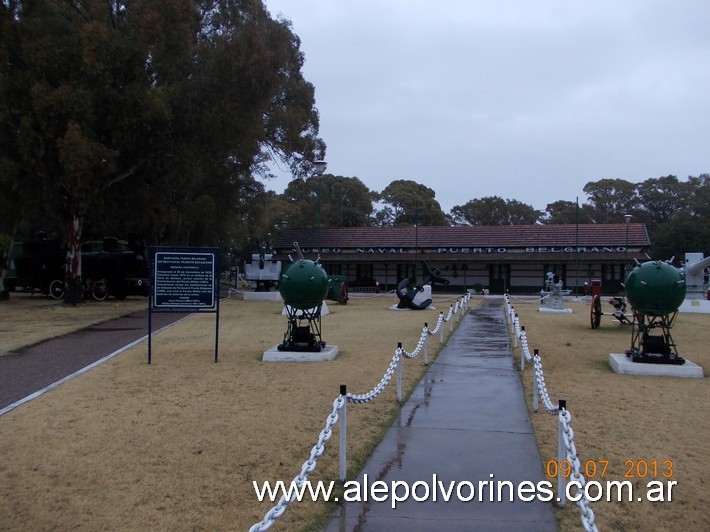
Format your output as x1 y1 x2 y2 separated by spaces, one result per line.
590 294 602 329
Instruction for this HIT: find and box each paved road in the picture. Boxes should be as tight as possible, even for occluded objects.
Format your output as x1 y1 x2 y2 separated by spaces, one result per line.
0 308 188 411
325 299 557 531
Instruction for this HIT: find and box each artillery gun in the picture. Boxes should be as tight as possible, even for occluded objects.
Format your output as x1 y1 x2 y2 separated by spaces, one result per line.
590 295 633 328
277 242 329 352
243 236 282 292
624 259 686 364
682 253 710 300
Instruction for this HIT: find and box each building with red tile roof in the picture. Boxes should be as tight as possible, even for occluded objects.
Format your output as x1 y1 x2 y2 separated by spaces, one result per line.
272 223 650 294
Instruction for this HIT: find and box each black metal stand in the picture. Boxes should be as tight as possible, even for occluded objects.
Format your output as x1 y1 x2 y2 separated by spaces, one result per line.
277 305 325 352
626 311 685 365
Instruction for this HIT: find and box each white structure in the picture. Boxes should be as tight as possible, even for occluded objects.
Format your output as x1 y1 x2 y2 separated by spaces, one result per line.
678 252 710 314
244 253 281 283
539 272 572 313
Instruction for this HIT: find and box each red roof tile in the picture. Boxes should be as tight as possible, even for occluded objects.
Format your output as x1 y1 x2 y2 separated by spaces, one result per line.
274 224 650 249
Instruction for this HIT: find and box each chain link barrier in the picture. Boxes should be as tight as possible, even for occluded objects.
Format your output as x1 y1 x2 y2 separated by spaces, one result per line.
346 350 401 404
250 292 470 530
532 354 559 414
559 408 598 532
249 395 345 532
348 294 470 402
347 289 397 299
504 294 597 532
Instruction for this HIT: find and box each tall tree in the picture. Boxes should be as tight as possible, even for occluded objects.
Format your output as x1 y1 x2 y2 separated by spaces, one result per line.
686 174 710 220
542 200 594 224
450 196 541 225
582 178 639 223
647 174 710 259
634 175 692 232
651 217 710 261
1 0 147 302
1 0 324 303
375 180 447 226
278 174 375 228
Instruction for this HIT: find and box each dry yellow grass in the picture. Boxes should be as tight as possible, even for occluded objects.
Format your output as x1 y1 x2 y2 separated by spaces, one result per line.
2 292 707 531
510 297 709 531
0 293 470 531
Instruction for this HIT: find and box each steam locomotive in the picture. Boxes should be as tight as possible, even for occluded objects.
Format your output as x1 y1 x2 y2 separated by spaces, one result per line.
7 235 149 300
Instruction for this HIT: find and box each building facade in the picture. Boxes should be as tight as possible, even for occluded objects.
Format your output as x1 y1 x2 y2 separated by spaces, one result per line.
272 224 650 295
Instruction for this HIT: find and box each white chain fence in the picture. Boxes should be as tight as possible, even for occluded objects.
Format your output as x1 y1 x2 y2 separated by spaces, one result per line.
504 294 598 532
249 395 345 532
559 408 598 532
250 293 470 531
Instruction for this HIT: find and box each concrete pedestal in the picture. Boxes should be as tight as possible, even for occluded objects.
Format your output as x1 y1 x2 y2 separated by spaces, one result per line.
678 299 710 314
262 344 339 362
608 353 704 378
538 306 573 314
230 290 282 301
539 292 572 313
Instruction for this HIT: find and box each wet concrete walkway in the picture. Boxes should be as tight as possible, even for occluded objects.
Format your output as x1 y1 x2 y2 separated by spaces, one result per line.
325 299 557 531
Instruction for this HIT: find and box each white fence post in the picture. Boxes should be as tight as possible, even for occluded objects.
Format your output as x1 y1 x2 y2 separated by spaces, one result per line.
339 385 347 482
424 324 429 365
532 350 540 412
397 344 403 402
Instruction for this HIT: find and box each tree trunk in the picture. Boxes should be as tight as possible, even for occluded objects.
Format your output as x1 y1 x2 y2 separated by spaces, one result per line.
63 210 84 305
0 254 8 301
0 226 17 302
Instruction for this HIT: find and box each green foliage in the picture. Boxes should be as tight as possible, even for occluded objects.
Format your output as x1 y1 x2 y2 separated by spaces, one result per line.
542 200 594 224
278 174 375 228
1 0 325 254
2 2 707 269
582 178 639 223
450 196 541 225
652 217 710 261
375 179 447 226
634 175 692 230
576 175 710 259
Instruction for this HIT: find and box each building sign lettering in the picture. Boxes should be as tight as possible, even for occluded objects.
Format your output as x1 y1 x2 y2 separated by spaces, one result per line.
525 246 625 253
293 245 627 254
356 248 410 254
437 247 507 254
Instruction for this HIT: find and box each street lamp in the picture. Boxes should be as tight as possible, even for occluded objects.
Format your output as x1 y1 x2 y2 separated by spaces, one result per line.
624 214 632 282
313 160 327 254
313 160 327 175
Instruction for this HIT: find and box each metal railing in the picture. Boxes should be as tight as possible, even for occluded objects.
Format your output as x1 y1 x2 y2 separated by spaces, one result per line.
249 294 471 531
504 294 598 532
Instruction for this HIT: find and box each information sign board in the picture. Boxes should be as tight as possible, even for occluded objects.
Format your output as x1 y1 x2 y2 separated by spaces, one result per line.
154 251 216 308
148 246 220 364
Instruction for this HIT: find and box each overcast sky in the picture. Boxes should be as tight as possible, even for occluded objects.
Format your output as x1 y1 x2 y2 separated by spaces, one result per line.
262 0 709 213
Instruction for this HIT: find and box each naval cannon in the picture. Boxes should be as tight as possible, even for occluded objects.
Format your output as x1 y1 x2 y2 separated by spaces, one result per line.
243 236 282 292
624 259 686 364
277 242 329 352
682 253 710 300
